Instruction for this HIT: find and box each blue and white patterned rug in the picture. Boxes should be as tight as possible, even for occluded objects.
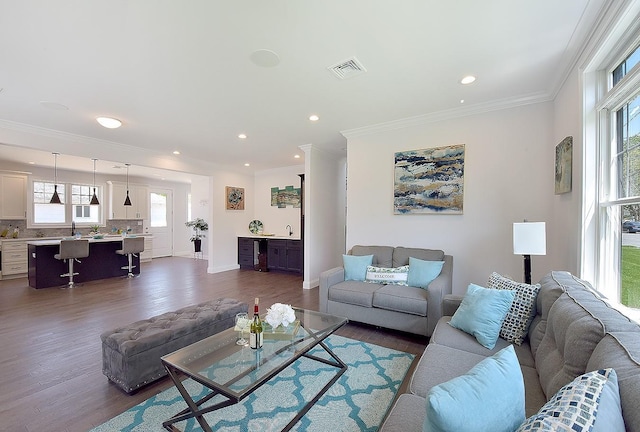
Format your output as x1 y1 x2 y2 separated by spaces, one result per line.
91 335 414 432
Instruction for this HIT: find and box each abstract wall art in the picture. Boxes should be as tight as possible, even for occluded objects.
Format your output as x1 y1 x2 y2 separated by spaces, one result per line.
271 185 301 208
394 144 465 214
226 186 245 210
555 136 572 194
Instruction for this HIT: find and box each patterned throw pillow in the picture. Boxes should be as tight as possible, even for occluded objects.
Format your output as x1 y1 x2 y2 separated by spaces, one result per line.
365 265 409 285
487 272 541 345
516 369 613 432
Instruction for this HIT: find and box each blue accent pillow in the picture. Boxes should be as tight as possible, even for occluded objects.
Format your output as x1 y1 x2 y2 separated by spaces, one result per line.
449 283 515 349
407 257 445 289
343 254 373 281
423 345 525 432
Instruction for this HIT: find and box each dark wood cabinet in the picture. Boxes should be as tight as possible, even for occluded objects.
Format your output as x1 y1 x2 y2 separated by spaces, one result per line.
238 237 301 274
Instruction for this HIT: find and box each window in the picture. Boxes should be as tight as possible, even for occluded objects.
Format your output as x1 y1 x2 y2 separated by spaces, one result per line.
32 181 102 226
150 192 167 227
593 42 640 309
71 184 100 223
33 181 65 224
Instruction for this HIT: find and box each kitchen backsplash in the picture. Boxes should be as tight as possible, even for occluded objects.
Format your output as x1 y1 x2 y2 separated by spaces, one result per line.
0 219 144 239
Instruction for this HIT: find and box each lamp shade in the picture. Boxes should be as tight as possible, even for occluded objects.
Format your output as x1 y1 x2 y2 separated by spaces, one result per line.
513 222 546 255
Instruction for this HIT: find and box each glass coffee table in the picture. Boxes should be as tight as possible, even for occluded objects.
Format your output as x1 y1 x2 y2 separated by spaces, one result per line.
160 308 348 432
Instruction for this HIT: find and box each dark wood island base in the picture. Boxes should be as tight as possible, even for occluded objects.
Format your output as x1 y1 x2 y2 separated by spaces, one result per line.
28 237 141 289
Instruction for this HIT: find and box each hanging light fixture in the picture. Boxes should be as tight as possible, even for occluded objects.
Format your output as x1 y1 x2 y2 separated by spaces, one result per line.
90 159 100 205
124 163 132 206
50 152 62 204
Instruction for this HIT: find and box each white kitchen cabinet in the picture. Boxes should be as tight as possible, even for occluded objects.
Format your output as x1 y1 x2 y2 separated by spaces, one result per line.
0 173 27 219
108 181 149 220
1 240 28 277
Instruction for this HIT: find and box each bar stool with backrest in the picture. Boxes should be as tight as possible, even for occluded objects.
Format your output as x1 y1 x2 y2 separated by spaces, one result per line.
116 236 145 278
54 239 90 288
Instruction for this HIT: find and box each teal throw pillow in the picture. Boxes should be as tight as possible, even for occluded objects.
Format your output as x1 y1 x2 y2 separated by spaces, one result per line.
343 254 373 281
423 345 525 432
449 283 515 349
407 257 445 289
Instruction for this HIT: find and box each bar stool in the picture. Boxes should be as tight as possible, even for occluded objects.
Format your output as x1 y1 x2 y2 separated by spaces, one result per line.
116 236 145 278
54 239 90 288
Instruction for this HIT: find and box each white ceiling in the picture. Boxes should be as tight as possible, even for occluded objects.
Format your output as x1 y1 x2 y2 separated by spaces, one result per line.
0 1 608 180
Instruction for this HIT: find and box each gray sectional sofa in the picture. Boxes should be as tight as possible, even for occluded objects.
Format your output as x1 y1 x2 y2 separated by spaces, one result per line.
380 271 640 431
319 245 453 337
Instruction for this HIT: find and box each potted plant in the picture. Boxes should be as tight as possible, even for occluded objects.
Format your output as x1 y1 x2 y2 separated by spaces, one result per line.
185 218 208 253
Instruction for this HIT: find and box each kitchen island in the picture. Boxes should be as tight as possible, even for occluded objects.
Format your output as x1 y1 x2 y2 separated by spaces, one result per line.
27 236 141 289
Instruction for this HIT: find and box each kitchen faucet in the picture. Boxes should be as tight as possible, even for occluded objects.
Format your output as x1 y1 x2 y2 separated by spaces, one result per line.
286 224 293 236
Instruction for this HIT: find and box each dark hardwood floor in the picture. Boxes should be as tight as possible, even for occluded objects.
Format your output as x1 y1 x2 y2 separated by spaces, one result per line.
0 257 428 432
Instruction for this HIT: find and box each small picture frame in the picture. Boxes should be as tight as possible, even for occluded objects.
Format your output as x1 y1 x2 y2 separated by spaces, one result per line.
555 136 572 194
226 186 245 210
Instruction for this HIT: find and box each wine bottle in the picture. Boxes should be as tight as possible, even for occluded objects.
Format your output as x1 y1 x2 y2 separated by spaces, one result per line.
249 297 263 349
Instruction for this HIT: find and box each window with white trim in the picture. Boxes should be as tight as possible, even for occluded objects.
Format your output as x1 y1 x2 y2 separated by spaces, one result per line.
32 181 102 226
596 43 640 309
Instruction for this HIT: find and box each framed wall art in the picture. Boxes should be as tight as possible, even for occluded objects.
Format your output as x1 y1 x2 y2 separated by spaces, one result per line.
394 144 465 214
226 186 245 210
271 185 301 208
555 136 572 194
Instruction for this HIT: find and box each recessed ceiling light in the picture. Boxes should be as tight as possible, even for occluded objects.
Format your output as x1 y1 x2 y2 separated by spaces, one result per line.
294 154 300 159
460 99 465 104
244 163 250 167
238 133 247 139
460 75 476 85
173 150 180 155
309 114 319 122
28 161 35 164
96 116 122 128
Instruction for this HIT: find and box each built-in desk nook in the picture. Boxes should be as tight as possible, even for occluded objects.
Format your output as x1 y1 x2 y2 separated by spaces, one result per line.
28 236 142 288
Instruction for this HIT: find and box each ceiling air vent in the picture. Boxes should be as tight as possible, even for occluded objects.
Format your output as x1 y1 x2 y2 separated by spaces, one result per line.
328 57 367 79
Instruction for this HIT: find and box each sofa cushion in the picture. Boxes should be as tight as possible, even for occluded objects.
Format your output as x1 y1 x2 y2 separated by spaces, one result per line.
535 286 638 399
431 317 535 368
351 245 394 267
365 265 409 285
407 257 444 289
449 283 515 349
516 369 617 432
410 344 487 398
343 254 373 281
586 332 640 432
392 246 444 267
424 346 525 432
327 280 379 307
379 394 427 432
487 272 540 345
372 284 428 316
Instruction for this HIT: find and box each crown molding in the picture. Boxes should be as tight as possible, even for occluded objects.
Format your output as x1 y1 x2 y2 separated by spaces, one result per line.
340 92 552 139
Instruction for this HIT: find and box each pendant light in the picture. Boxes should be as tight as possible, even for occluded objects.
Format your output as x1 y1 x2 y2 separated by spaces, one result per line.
50 152 62 204
124 163 132 206
90 159 100 205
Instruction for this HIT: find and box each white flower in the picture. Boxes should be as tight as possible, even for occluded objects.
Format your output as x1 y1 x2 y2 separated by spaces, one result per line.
265 303 296 328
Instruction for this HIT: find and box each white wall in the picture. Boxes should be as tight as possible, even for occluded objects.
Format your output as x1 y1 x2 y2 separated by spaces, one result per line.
345 103 558 294
303 145 346 289
254 165 304 237
208 170 255 273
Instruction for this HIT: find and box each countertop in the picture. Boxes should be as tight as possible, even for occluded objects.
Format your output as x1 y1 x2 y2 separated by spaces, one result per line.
27 235 149 246
239 235 301 240
1 233 153 243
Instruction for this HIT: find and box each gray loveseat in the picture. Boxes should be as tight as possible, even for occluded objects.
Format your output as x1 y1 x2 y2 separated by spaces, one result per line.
319 245 453 337
380 271 640 431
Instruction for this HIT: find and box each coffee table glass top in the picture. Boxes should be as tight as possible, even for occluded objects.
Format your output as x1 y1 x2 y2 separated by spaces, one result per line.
161 308 347 400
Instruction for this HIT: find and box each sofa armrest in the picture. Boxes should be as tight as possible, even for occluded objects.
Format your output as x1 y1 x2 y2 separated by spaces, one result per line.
443 294 464 316
425 255 453 337
319 267 345 313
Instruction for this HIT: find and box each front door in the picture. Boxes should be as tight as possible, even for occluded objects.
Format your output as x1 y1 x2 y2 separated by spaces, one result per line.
149 188 173 257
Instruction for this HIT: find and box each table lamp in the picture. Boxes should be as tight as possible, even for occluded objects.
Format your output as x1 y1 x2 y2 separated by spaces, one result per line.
513 222 546 284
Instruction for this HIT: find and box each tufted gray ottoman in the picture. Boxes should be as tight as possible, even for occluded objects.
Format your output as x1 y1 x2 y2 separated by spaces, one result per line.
101 297 248 393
